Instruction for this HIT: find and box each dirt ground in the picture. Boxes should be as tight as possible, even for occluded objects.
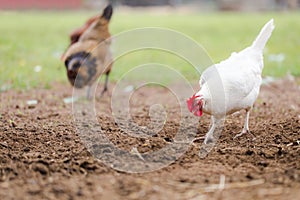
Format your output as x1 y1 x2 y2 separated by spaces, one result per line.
0 78 299 200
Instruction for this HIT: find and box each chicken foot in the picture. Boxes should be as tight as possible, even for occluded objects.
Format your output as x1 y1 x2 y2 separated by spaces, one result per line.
234 109 255 139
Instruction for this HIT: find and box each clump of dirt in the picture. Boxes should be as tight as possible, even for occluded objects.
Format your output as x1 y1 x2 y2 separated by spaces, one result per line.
0 78 299 200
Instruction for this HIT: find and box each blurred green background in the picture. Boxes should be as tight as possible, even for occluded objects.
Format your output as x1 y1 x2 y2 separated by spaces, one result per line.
0 0 299 90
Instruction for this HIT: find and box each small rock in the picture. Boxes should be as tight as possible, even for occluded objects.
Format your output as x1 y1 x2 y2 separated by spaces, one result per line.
32 163 49 175
10 120 17 128
123 85 134 93
0 142 8 148
63 97 78 104
27 100 38 109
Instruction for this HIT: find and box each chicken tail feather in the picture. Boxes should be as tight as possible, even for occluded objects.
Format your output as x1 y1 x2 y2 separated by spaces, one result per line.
251 19 275 51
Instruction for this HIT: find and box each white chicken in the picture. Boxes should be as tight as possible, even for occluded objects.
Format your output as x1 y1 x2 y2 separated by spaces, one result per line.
187 19 275 144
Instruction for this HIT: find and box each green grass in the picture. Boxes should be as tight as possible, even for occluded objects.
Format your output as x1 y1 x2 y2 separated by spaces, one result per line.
0 10 299 90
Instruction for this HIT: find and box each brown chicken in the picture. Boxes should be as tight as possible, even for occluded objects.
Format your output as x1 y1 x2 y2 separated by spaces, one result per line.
62 4 113 98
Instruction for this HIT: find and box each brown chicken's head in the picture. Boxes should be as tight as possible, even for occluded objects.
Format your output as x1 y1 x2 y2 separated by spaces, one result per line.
64 51 97 88
187 94 204 117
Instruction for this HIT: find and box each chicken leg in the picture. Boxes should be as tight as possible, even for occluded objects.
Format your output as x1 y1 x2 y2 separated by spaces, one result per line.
100 72 110 97
203 116 217 144
86 85 92 100
204 116 224 144
234 108 255 139
192 116 223 144
86 72 110 99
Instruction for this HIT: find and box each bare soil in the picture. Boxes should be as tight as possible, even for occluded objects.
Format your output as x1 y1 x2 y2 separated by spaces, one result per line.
0 78 299 200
